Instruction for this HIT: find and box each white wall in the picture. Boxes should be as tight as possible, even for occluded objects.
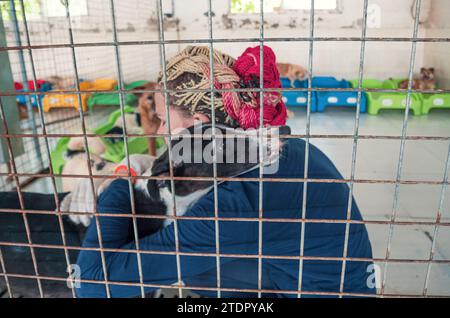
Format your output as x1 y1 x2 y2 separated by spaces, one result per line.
4 0 444 85
5 0 165 83
171 0 428 80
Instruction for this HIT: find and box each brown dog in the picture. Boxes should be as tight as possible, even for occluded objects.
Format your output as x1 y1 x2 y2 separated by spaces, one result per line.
133 82 161 156
47 75 76 90
277 63 308 87
399 67 436 90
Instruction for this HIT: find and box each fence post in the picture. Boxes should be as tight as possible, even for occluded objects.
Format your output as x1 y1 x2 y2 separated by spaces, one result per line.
0 7 24 164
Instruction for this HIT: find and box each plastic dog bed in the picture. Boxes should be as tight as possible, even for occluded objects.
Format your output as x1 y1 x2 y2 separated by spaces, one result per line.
42 79 117 112
420 92 450 115
16 82 52 107
42 81 92 113
313 77 368 113
348 79 383 90
14 80 47 91
280 77 317 110
366 79 422 116
87 80 149 110
281 76 367 112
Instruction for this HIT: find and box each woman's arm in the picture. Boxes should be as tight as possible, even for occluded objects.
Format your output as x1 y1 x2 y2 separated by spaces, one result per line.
76 179 221 298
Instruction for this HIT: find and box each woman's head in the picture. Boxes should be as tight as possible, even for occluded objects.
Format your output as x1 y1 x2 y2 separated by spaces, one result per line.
154 88 209 135
154 46 240 134
154 45 287 135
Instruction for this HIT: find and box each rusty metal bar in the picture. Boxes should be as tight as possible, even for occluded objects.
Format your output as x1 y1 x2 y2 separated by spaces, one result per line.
9 0 42 168
8 271 447 298
4 86 450 96
1 207 450 227
0 88 44 298
256 0 265 299
0 246 12 298
1 240 450 265
381 0 423 297
422 141 450 295
157 0 183 298
298 0 316 299
1 36 450 52
205 0 222 298
1 132 449 141
109 0 146 298
18 0 76 298
62 0 111 298
1 171 449 187
339 0 369 297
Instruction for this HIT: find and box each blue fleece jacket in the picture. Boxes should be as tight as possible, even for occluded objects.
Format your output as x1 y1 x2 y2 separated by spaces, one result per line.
76 138 376 298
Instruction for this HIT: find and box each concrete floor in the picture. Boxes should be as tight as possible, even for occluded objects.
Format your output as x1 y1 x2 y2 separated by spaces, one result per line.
286 107 450 296
21 107 450 297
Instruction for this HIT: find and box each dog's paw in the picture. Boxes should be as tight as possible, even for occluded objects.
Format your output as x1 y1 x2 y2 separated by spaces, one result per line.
68 213 92 227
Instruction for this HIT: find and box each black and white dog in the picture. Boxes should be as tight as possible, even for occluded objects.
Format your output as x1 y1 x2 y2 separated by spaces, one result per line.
118 123 288 237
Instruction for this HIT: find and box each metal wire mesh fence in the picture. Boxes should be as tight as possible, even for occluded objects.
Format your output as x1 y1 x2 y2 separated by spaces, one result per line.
0 0 449 298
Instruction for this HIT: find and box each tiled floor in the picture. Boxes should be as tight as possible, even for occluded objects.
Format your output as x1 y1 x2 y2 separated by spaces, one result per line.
286 107 450 296
11 106 450 297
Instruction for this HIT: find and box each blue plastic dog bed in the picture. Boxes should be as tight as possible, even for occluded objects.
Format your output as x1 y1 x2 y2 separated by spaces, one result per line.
311 76 350 89
16 82 52 107
313 77 367 113
280 77 317 110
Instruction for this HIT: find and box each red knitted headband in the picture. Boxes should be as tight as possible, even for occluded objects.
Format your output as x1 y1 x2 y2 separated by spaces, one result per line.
228 45 287 129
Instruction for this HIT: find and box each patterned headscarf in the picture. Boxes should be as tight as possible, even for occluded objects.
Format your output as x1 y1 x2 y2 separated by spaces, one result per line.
158 45 287 130
158 45 239 127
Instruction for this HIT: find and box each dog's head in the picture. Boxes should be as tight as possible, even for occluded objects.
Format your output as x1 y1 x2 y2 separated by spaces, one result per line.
294 66 308 80
145 123 288 201
420 67 435 80
133 82 158 111
67 136 106 156
63 150 108 176
133 82 161 137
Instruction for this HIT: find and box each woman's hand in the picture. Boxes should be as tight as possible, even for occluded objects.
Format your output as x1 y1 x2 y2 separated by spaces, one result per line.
98 154 156 195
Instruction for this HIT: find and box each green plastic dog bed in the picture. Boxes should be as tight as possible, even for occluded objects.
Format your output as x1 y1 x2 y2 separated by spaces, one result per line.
87 80 149 111
50 105 164 174
420 92 450 115
366 78 422 116
348 79 383 90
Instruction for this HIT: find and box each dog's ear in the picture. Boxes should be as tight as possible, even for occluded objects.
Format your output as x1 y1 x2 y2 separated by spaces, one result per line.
95 160 106 171
133 82 157 98
172 159 185 176
135 112 142 127
132 85 147 98
151 151 185 177
64 149 85 159
151 152 170 176
145 179 162 202
67 137 85 151
429 67 435 73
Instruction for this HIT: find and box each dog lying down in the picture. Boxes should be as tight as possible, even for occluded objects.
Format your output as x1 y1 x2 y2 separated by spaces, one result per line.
66 123 289 238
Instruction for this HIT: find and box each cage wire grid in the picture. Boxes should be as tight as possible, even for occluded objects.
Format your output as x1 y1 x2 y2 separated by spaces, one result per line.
0 0 449 298
0 0 120 192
